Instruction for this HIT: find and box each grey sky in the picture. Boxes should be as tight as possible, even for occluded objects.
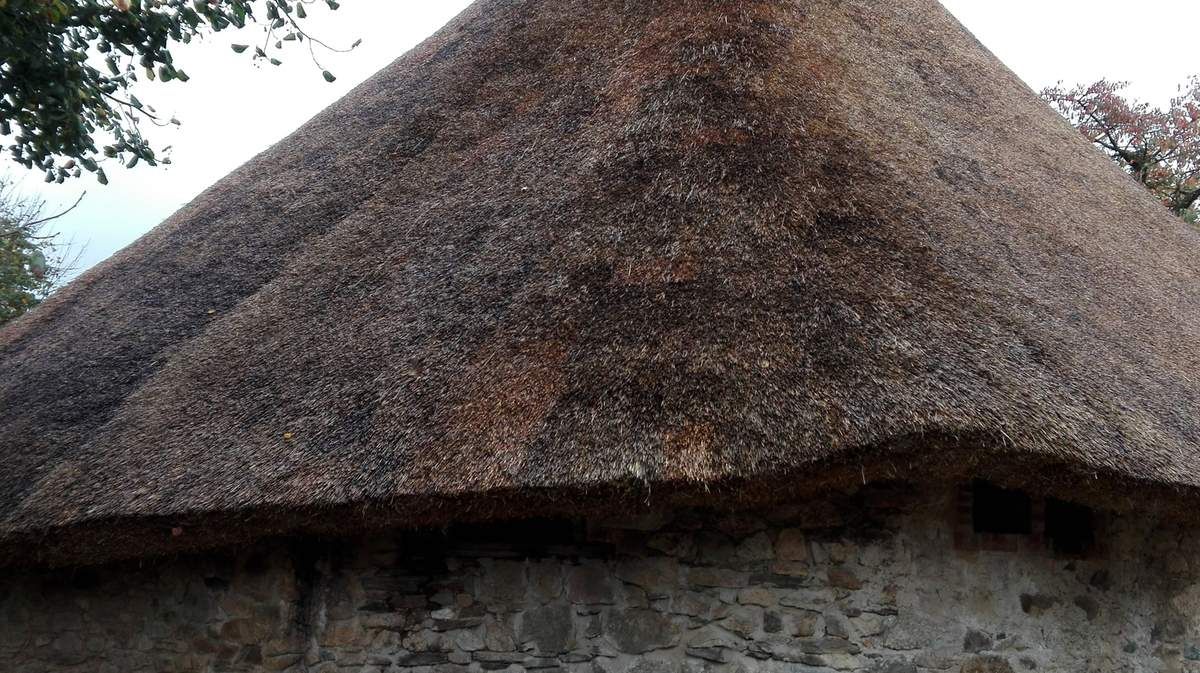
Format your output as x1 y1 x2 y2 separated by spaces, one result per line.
12 0 1200 278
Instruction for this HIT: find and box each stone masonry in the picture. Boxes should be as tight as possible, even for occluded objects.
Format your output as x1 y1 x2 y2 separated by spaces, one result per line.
3 484 1200 673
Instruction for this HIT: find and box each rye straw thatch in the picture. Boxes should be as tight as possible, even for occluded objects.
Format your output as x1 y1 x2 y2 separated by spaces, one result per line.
2 0 1199 565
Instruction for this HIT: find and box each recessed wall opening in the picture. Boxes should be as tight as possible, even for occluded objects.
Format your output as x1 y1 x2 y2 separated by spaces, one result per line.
971 480 1033 535
1046 497 1095 555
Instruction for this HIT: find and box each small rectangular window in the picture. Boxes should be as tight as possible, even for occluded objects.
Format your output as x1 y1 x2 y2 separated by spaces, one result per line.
972 480 1032 535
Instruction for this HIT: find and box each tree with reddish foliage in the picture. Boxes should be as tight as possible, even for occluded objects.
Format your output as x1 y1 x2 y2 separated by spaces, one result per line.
1043 78 1200 224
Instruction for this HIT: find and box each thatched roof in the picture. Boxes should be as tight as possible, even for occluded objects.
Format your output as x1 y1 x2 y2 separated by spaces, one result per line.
3 0 1200 566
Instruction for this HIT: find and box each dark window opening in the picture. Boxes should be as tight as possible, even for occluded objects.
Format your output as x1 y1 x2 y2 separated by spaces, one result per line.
1045 497 1095 555
972 480 1032 535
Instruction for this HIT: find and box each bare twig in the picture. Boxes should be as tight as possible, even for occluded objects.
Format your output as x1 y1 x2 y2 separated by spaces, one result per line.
26 191 86 228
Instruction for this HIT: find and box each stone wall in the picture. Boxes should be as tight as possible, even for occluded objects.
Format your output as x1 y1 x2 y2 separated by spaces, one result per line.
3 484 1200 673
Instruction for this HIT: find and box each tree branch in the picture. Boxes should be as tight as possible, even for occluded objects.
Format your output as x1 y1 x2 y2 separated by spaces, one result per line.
25 191 86 228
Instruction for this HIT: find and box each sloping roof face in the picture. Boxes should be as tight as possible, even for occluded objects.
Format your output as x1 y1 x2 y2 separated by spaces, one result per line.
3 0 1200 562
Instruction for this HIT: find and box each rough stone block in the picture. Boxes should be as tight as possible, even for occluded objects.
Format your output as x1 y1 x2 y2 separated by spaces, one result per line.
482 614 516 652
736 587 776 608
616 558 680 595
529 562 564 605
963 629 992 653
737 533 774 562
826 568 861 590
520 604 575 654
604 608 681 653
775 531 810 562
960 655 1015 673
688 569 749 589
568 565 615 605
672 592 729 621
482 561 528 604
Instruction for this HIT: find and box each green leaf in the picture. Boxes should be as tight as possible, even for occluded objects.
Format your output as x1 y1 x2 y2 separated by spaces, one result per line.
0 0 365 182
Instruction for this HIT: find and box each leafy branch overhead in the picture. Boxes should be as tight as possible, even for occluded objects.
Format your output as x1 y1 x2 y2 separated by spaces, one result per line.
0 180 75 326
0 0 359 184
1043 78 1200 224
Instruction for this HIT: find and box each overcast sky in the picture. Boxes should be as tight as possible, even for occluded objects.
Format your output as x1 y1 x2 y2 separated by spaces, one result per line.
12 0 1200 278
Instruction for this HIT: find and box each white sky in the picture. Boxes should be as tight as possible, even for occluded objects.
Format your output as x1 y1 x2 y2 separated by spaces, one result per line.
11 0 1200 278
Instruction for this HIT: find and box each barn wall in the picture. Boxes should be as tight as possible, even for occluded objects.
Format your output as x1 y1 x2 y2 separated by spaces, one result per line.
3 484 1199 673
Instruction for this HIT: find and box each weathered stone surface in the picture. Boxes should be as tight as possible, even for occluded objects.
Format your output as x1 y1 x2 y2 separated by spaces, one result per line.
748 573 808 590
688 568 749 589
1 484 1192 673
867 659 918 673
691 534 739 566
584 614 603 638
219 617 273 644
824 613 851 639
399 652 451 666
473 651 527 664
616 558 679 596
851 613 886 638
481 561 528 604
685 625 741 651
884 615 939 651
737 587 776 608
767 561 809 577
647 534 696 559
529 562 564 604
1018 594 1058 616
737 533 774 562
483 614 517 652
961 655 1015 673
963 629 992 653
567 564 615 605
672 592 729 621
686 647 727 663
263 652 303 671
605 609 681 653
719 607 762 640
827 568 862 590
775 530 810 562
520 604 575 654
1073 595 1099 621
628 659 677 673
778 588 835 611
763 611 783 634
826 542 856 565
455 628 486 652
